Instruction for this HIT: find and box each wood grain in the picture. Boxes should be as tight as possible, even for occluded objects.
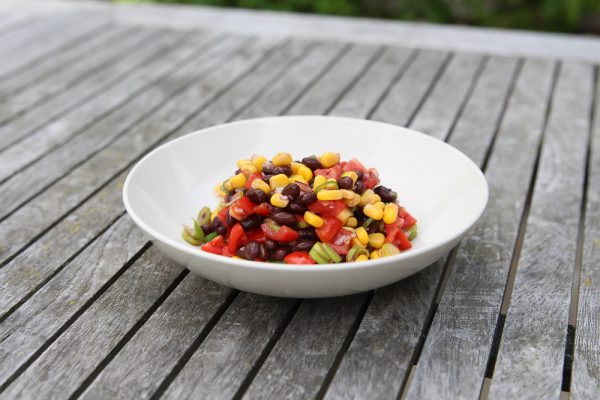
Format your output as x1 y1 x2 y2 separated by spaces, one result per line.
403 57 552 400
572 67 600 399
489 62 594 399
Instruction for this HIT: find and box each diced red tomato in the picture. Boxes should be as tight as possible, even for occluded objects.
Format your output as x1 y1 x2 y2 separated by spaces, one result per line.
316 215 343 243
261 221 300 243
402 212 417 228
284 252 316 264
314 164 344 181
245 173 262 189
253 202 271 216
328 229 354 255
362 169 380 189
246 228 267 244
217 207 230 227
227 223 247 254
201 235 225 255
229 196 255 220
307 200 346 217
342 158 367 173
385 227 412 251
222 246 232 257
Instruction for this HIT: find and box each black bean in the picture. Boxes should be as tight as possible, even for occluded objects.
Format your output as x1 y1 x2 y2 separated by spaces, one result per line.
271 211 296 226
301 157 322 171
292 240 315 252
273 247 289 261
298 227 317 240
237 247 245 258
374 185 398 202
246 188 268 204
261 162 274 175
298 191 317 205
338 176 354 190
354 180 366 194
262 174 273 183
244 241 260 259
282 183 300 199
287 202 306 214
201 224 214 234
240 214 263 231
273 165 292 176
259 244 269 260
226 212 235 227
216 226 227 236
356 171 364 180
264 239 277 250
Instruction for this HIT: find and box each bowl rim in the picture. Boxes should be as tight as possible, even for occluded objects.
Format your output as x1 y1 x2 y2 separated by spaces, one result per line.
123 115 488 272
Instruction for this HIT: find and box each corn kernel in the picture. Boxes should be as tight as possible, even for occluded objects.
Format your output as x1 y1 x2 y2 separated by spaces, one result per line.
364 204 384 220
223 180 233 192
210 209 218 221
229 173 247 189
289 175 308 184
374 201 385 210
356 254 369 262
370 250 380 260
270 174 289 190
236 159 252 168
341 171 358 183
272 152 292 166
345 217 358 228
336 208 353 223
291 162 303 175
270 193 289 208
369 233 385 249
215 184 227 198
341 189 354 200
360 189 381 206
240 164 258 174
304 211 324 228
317 189 343 201
313 175 327 190
344 193 361 207
251 155 267 171
320 152 340 168
356 227 369 245
251 179 271 194
297 165 313 182
383 203 399 224
351 237 367 248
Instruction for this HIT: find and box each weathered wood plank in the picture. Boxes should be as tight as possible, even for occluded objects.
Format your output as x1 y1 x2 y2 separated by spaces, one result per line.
0 37 277 317
0 25 129 101
0 32 223 264
403 58 557 400
0 247 184 400
0 14 108 79
323 53 490 400
329 46 414 118
572 67 600 399
370 50 450 126
0 25 140 125
0 27 166 153
287 44 381 114
489 62 594 399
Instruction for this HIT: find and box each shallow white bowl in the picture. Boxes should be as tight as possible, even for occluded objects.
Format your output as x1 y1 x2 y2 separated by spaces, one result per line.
123 116 488 298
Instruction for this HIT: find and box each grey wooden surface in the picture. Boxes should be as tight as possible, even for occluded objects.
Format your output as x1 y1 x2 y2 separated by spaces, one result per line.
0 3 598 400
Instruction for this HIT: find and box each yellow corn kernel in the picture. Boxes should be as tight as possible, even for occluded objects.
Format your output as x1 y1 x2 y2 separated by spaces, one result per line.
336 208 353 223
251 179 271 194
229 173 247 189
356 254 369 262
289 175 308 185
374 201 385 210
364 204 384 220
304 211 324 228
297 165 313 182
383 203 399 224
370 250 381 260
272 152 292 166
223 180 233 192
313 175 327 190
344 193 361 207
291 162 303 175
232 256 242 259
351 237 367 248
317 189 343 201
360 189 381 206
269 174 289 190
270 193 289 208
355 227 369 245
251 155 267 171
210 209 218 221
320 152 340 168
341 189 354 200
341 171 358 183
215 184 227 198
369 233 385 249
236 159 252 168
345 217 358 228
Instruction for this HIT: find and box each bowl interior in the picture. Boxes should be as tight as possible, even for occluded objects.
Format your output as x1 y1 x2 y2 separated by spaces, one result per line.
124 116 487 264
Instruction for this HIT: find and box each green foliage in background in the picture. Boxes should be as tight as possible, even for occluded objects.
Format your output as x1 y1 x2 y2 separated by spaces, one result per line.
122 0 600 33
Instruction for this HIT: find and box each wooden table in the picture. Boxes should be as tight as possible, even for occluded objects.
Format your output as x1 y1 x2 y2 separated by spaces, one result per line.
0 1 598 399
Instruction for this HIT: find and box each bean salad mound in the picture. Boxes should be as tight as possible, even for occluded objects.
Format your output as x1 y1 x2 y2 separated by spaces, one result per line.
182 152 417 264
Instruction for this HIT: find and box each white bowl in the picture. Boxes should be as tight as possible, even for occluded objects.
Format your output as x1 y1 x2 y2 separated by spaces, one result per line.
123 116 488 298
